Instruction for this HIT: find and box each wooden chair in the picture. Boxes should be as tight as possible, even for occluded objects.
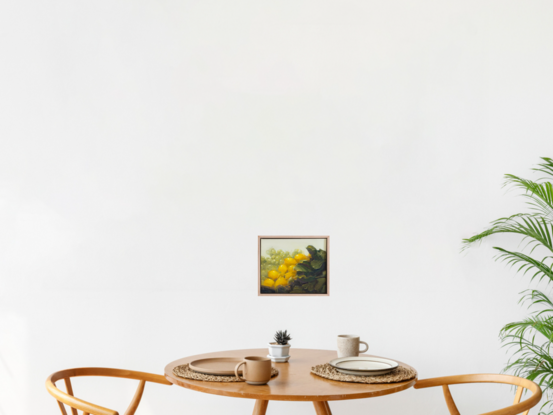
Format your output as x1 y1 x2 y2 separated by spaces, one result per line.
46 368 172 415
414 374 542 415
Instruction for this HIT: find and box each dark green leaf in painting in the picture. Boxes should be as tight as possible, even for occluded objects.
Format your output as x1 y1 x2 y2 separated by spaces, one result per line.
306 245 317 258
304 282 316 292
295 263 313 272
311 259 323 269
315 278 326 291
296 277 308 285
319 250 327 260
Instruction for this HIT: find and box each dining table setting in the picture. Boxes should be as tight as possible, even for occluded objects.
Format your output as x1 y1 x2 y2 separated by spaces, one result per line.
164 332 418 415
46 329 544 415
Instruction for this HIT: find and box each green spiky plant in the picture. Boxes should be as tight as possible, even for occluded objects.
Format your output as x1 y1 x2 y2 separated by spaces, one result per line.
463 157 553 414
274 330 292 345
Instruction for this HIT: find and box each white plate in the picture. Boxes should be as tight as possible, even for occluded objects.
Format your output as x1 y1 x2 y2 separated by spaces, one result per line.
268 354 290 363
329 357 398 376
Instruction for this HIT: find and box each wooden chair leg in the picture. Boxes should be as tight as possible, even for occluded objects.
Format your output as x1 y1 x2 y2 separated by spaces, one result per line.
313 401 331 415
252 400 269 415
57 401 68 415
442 385 461 415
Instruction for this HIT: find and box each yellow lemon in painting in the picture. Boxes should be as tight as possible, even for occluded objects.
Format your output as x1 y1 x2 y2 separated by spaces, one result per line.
294 254 307 262
274 277 288 288
284 272 294 280
278 264 288 274
268 270 280 280
288 265 296 272
262 279 274 287
284 257 297 266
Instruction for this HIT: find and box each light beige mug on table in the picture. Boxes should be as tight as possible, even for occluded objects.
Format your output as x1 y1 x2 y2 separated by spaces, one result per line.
234 356 272 385
337 334 369 358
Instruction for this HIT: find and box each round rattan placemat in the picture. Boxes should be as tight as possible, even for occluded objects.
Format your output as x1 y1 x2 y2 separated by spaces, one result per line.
311 363 416 384
173 364 279 382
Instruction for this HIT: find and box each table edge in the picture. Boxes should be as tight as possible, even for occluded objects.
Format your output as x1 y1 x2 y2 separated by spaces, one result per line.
164 373 417 401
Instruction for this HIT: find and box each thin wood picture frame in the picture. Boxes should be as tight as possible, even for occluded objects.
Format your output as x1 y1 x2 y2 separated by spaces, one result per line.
258 235 329 296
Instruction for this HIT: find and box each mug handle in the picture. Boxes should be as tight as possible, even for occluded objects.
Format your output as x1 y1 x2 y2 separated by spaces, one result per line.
235 360 246 380
359 341 369 353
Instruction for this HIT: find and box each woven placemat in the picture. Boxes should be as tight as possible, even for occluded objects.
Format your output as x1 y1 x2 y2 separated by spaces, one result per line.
311 363 417 384
173 364 279 382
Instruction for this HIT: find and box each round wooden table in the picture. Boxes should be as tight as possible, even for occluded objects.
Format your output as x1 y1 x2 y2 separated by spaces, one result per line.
164 348 417 415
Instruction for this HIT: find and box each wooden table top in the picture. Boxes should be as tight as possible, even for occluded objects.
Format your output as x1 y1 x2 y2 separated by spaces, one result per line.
164 348 417 401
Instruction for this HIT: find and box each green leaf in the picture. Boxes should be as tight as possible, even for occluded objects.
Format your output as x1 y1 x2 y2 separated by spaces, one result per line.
303 282 316 291
498 295 553 414
463 213 553 253
296 277 308 285
494 247 553 285
295 263 313 273
505 174 553 222
311 259 323 269
534 157 553 179
319 250 327 260
306 245 317 258
461 158 553 414
315 278 326 291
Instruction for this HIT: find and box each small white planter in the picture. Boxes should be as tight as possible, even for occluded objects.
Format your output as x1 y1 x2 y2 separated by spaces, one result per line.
268 342 291 358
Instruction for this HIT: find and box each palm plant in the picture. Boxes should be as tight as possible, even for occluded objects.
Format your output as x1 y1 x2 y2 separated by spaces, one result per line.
463 157 553 414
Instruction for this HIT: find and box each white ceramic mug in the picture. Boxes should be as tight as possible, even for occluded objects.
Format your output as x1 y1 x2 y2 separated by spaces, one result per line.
337 334 369 358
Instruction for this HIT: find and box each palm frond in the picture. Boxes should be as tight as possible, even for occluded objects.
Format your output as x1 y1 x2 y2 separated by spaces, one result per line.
501 315 553 341
463 158 553 414
501 310 553 415
535 157 553 180
463 214 553 253
494 248 553 285
521 290 553 315
501 314 553 415
505 174 553 222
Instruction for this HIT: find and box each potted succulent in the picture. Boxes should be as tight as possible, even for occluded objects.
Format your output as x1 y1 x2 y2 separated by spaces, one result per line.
268 330 292 358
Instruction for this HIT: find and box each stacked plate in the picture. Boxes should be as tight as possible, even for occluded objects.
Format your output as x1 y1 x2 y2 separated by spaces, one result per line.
329 356 399 376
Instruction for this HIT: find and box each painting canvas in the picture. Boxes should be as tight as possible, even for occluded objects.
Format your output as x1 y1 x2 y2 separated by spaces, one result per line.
258 236 329 296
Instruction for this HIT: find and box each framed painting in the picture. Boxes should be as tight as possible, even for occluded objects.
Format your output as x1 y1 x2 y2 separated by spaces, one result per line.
258 236 329 296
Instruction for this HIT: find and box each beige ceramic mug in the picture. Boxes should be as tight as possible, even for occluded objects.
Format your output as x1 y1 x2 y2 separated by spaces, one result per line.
234 356 272 385
337 334 369 358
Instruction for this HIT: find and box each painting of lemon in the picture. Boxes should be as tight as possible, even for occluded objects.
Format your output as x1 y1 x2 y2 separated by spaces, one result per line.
259 237 328 295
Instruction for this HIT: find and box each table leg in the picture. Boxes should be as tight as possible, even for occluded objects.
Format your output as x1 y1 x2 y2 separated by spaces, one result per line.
313 401 332 415
252 399 269 415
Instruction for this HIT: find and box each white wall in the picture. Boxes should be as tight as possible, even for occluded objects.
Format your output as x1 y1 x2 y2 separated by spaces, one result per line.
1 1 553 414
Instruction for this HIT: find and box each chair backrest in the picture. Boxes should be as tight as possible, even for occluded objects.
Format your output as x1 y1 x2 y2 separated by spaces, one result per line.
46 367 172 415
414 373 542 415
